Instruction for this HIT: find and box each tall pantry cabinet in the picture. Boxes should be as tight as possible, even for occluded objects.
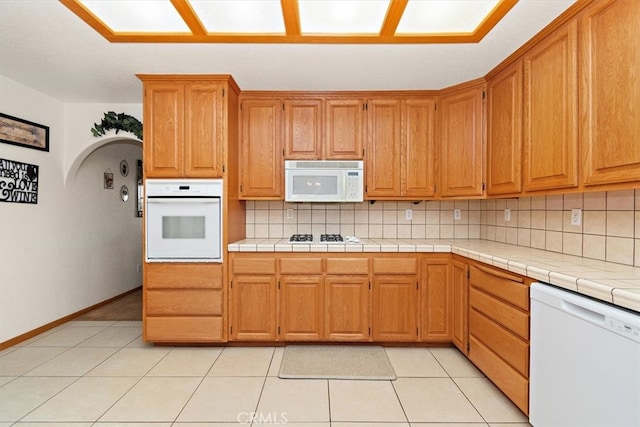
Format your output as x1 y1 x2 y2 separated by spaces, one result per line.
138 74 245 343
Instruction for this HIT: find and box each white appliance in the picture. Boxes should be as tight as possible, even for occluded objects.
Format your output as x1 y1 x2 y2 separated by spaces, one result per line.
530 282 640 427
285 160 364 202
145 179 222 262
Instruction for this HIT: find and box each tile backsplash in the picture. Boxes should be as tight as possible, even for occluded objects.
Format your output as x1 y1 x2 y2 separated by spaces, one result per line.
244 189 640 267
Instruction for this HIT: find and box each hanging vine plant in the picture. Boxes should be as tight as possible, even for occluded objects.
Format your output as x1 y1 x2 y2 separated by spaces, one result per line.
91 111 143 140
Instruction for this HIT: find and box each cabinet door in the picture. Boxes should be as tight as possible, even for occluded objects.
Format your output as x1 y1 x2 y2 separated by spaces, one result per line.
325 98 364 159
451 259 469 353
280 276 324 341
421 260 451 341
372 276 418 342
403 98 437 198
325 276 369 341
439 84 485 197
230 275 277 341
283 98 323 159
365 98 402 198
239 98 283 198
580 0 640 186
523 20 578 191
184 82 224 177
143 82 184 177
487 62 523 195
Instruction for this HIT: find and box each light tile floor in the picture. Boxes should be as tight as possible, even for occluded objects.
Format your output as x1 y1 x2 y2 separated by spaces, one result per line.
0 320 531 426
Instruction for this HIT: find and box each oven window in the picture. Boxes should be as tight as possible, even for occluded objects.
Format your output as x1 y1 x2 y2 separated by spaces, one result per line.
162 216 206 239
292 175 337 195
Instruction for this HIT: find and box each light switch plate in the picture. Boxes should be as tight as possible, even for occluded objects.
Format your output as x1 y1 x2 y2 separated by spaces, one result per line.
504 208 511 222
454 209 462 220
286 209 294 220
405 209 413 220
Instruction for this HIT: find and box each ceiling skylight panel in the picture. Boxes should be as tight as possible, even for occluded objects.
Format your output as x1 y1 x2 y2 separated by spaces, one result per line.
299 0 390 34
396 0 500 34
79 0 190 32
189 0 285 34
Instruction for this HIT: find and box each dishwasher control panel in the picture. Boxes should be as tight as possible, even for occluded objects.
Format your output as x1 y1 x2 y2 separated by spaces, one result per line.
607 317 640 343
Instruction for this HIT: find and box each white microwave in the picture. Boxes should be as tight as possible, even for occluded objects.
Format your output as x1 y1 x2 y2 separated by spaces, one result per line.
285 160 364 202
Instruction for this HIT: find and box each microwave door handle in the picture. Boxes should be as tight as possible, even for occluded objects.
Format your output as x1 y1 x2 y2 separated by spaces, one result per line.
147 198 220 203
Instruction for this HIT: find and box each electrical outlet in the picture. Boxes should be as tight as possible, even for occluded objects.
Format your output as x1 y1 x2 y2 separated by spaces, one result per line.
136 264 141 273
405 209 413 220
504 208 511 222
286 208 294 220
571 208 582 226
454 209 462 220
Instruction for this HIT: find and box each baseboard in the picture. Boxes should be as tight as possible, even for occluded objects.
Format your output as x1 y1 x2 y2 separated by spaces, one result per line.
0 286 141 351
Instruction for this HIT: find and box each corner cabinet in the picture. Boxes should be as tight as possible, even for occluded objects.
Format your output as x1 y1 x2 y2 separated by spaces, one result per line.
522 19 578 192
141 78 225 178
486 62 523 196
580 0 640 186
238 98 283 199
439 82 486 198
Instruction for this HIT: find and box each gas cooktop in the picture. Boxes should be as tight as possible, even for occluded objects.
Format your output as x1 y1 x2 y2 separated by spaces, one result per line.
287 234 360 244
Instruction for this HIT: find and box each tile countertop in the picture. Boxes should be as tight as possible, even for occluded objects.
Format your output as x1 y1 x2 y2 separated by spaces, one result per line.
228 238 640 313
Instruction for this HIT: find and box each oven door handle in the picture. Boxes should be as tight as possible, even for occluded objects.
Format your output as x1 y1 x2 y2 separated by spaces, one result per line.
147 197 220 203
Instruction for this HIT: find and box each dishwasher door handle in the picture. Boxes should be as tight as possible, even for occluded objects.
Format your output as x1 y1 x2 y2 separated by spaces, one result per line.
561 300 606 326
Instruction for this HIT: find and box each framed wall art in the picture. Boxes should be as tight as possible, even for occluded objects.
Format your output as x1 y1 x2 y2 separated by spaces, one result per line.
0 113 49 152
0 157 39 204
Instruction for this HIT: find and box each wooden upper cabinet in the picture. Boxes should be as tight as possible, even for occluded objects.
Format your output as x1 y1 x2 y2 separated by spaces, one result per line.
239 98 283 198
487 62 523 195
184 82 224 177
143 80 224 178
143 82 184 177
325 98 365 159
580 0 640 186
439 83 485 197
403 98 437 198
283 98 323 159
523 20 578 191
365 98 402 198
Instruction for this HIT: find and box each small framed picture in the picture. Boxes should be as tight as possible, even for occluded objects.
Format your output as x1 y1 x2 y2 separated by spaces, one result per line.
0 113 49 152
120 159 129 177
104 170 114 189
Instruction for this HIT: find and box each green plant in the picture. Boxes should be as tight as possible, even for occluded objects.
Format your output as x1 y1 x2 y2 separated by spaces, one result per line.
91 111 143 140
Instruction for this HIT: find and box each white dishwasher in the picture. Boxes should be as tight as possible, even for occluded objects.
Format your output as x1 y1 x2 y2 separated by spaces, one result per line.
530 282 640 427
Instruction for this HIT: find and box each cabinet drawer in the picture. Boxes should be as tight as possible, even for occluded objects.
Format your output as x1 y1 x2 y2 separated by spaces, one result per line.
372 258 417 274
469 335 528 415
469 309 529 377
469 287 529 340
145 263 222 289
326 258 369 275
280 258 323 274
145 316 223 342
232 257 276 275
470 265 528 310
146 290 222 316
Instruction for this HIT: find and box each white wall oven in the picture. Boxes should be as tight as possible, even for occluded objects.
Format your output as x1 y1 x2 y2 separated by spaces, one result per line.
145 179 222 262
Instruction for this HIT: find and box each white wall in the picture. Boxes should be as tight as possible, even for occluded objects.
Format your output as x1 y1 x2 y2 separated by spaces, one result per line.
0 75 143 342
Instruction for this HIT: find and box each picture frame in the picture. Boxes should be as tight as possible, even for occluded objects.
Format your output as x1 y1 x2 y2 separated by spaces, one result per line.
0 113 49 152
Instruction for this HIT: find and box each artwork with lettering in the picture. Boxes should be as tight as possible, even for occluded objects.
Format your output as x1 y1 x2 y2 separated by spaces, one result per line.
0 158 39 204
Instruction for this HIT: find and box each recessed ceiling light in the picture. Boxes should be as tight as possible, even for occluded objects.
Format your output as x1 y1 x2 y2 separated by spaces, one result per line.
190 0 285 34
397 0 500 34
79 0 190 33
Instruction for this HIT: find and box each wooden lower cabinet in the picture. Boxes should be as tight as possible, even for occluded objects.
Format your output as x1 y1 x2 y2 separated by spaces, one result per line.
468 263 530 415
451 258 469 353
325 276 370 341
421 259 451 341
279 275 324 341
229 275 277 341
372 276 419 341
143 263 224 343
